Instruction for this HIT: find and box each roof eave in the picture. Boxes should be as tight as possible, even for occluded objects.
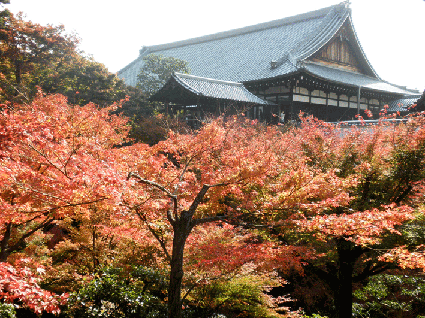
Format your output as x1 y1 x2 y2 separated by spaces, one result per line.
295 4 351 63
345 16 380 79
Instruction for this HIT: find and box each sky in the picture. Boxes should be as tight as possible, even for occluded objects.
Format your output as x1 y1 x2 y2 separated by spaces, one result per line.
5 0 425 92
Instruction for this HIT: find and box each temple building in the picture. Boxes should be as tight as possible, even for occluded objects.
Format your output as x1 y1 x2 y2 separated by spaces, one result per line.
118 1 419 122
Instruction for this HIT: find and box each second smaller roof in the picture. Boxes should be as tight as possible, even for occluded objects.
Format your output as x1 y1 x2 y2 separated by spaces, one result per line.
150 72 273 106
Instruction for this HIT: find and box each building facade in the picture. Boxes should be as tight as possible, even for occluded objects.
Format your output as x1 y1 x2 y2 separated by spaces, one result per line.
118 1 418 122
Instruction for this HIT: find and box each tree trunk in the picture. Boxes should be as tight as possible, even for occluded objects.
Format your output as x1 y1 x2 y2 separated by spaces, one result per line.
14 60 22 86
168 212 191 318
335 238 355 318
0 223 12 262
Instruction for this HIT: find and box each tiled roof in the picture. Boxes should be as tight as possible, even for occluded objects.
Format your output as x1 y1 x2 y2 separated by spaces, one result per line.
387 96 421 113
118 2 354 86
303 62 418 95
117 1 417 98
151 72 272 105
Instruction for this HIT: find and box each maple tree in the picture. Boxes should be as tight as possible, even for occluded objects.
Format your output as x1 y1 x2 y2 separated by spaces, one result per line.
0 92 129 260
123 117 308 318
264 115 425 318
0 92 131 314
182 222 303 317
3 84 425 318
0 258 67 314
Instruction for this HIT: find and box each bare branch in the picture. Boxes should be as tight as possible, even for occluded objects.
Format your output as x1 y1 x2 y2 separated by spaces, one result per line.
25 141 71 179
128 172 179 222
191 215 228 228
173 157 193 196
134 208 171 262
128 172 176 199
17 198 107 219
14 182 72 204
187 182 230 216
5 217 54 257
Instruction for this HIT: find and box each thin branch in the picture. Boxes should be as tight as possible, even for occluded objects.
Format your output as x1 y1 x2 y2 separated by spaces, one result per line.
354 263 391 282
134 208 171 262
25 141 71 179
15 181 72 204
6 217 54 256
128 172 176 199
173 157 193 196
62 143 81 175
221 218 272 229
187 182 230 216
128 172 179 222
191 215 228 228
17 198 107 216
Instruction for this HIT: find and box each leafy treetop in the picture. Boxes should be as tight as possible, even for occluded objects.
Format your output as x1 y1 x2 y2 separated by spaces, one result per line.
0 92 129 263
137 54 190 97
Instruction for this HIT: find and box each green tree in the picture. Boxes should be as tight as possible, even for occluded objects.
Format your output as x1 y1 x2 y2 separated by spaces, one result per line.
136 53 190 97
0 1 10 25
353 273 425 317
39 54 127 107
0 12 78 102
0 11 132 108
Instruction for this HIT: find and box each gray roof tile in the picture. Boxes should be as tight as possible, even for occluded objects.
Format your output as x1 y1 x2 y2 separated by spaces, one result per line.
387 96 421 112
118 1 417 98
303 62 418 95
119 3 347 86
151 72 272 105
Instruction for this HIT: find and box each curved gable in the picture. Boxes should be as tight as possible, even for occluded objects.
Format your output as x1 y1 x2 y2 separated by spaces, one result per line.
307 19 378 78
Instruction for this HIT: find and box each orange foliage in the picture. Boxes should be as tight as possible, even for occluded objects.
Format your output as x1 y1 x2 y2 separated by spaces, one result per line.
0 259 67 314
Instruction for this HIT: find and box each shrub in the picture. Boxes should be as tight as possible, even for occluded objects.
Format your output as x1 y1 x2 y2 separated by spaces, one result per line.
353 273 425 317
65 266 167 318
0 303 16 318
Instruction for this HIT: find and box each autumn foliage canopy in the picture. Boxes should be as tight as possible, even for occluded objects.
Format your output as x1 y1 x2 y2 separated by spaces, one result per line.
1 86 425 317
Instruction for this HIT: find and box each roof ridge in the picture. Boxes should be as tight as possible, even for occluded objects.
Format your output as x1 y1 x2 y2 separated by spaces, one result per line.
291 3 349 61
272 2 349 70
144 3 344 54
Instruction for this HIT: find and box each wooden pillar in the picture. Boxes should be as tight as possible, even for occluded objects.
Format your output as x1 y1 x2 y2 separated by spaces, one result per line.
290 84 294 121
324 91 329 121
197 97 201 123
357 86 361 116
